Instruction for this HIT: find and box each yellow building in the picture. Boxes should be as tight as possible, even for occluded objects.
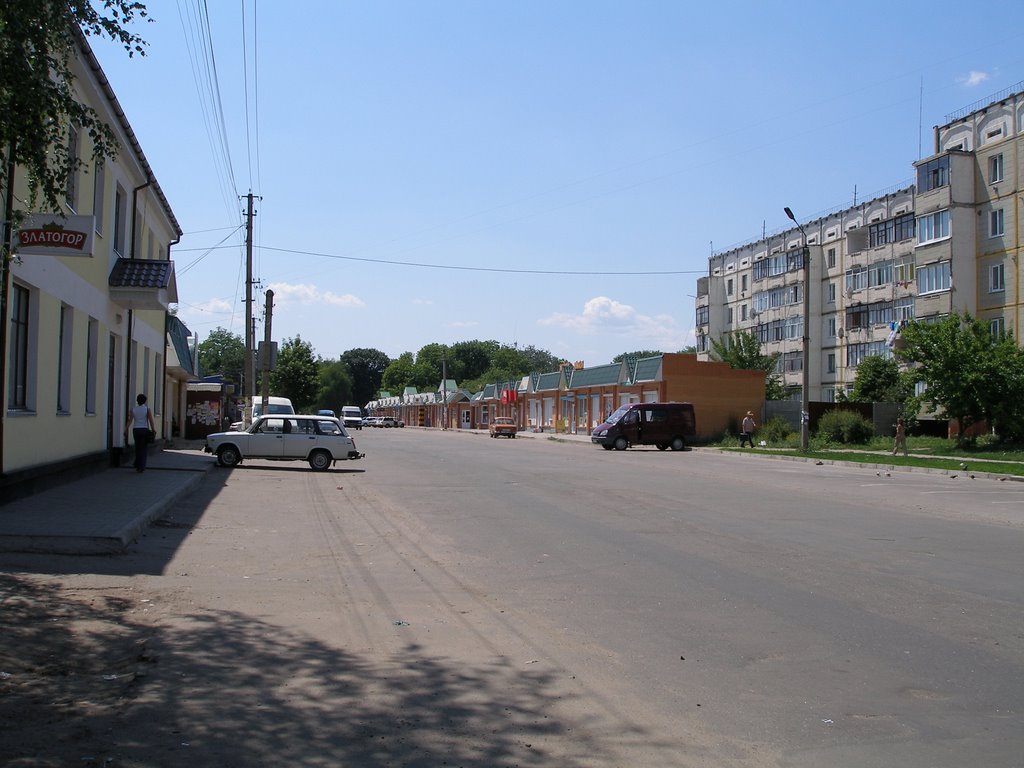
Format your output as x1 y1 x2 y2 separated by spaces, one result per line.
2 30 183 488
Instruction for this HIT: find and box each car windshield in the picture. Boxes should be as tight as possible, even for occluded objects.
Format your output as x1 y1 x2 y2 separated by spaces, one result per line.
604 405 631 425
495 418 513 424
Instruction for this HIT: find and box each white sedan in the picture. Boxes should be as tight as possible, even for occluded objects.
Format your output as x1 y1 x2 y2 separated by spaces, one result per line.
205 414 364 471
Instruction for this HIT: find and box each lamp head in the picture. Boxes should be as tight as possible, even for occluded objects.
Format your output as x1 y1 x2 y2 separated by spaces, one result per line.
784 207 796 222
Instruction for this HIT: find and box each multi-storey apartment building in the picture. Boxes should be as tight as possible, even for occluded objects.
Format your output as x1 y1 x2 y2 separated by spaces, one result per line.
696 83 1023 403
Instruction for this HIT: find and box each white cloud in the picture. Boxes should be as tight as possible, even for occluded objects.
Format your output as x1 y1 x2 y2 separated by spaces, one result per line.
957 70 990 87
539 296 687 350
413 298 434 305
268 282 365 308
449 320 479 328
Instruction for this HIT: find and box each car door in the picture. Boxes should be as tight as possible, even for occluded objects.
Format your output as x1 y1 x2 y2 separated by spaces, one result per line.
279 418 318 458
249 417 287 458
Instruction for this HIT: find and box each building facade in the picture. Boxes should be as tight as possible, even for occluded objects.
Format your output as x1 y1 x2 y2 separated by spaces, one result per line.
697 83 1024 403
2 31 183 483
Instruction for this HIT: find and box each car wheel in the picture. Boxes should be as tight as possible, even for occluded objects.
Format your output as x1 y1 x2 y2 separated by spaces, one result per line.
656 443 668 451
511 434 516 438
614 436 628 451
308 449 332 471
217 445 241 467
670 436 686 451
602 444 614 451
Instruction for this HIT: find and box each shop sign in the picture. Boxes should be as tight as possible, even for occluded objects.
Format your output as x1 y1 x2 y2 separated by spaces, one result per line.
16 214 95 257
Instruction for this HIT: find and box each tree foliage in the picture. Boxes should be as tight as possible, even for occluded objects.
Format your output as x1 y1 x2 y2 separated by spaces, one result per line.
339 347 390 406
197 327 244 383
316 359 353 413
268 336 320 412
897 312 1024 444
612 350 662 363
849 354 914 405
1 1 150 213
709 330 785 400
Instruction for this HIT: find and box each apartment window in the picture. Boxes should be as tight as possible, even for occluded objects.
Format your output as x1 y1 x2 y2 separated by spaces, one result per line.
828 282 836 304
9 284 30 410
846 304 869 330
695 305 709 326
822 387 836 403
827 353 836 374
990 318 1005 337
827 317 837 338
113 185 126 257
894 297 915 323
917 261 951 294
990 263 1005 292
848 342 891 368
57 305 73 413
154 353 163 415
741 304 748 321
827 247 836 269
989 154 1004 184
917 155 949 192
85 318 98 414
868 302 893 327
696 334 708 353
784 316 802 340
65 125 80 211
917 210 950 245
727 307 733 325
869 260 893 288
727 278 734 296
92 160 105 234
894 260 916 286
741 274 748 293
990 208 1004 237
893 213 915 242
845 266 868 293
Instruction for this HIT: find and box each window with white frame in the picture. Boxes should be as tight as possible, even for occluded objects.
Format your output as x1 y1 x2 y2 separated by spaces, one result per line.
827 247 836 268
822 387 836 403
65 125 79 211
741 304 748 321
917 210 950 244
9 284 31 410
827 353 836 373
827 317 836 338
869 260 893 288
784 315 802 340
845 266 868 293
990 263 1005 292
57 305 73 414
847 342 890 368
917 261 951 294
828 282 836 304
990 208 1004 237
989 153 1004 183
92 160 105 234
894 260 915 286
894 297 915 323
85 318 98 415
990 317 1005 337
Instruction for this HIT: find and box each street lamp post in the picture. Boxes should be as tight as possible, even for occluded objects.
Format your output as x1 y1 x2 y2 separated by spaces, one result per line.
784 206 811 451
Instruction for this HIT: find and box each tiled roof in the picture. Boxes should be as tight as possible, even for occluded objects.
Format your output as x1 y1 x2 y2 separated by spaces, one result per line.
482 383 496 399
535 371 563 391
108 258 173 289
568 362 621 388
633 356 663 382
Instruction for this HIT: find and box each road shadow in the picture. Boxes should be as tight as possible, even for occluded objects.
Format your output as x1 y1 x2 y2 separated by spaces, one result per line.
0 571 672 767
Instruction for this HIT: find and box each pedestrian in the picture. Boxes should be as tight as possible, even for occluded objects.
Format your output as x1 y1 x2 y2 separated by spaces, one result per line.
892 417 907 456
740 410 756 448
125 393 156 473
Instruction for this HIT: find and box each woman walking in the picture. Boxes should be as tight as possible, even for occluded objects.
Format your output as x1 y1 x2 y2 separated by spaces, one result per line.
126 393 156 472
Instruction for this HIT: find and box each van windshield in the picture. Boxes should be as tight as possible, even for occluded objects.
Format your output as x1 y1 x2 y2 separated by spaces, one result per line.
605 405 631 425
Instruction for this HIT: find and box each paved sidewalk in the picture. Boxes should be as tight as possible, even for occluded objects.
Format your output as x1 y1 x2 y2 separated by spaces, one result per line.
0 447 214 555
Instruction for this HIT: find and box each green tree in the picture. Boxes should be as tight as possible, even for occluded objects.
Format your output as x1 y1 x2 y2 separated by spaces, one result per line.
381 352 416 395
268 336 320 411
340 347 390 406
897 312 1024 444
849 354 912 404
197 327 244 383
1 1 150 213
710 330 785 400
317 359 353 413
517 345 564 373
450 340 500 381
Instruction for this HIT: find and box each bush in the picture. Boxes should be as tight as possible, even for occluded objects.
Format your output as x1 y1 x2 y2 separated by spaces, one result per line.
817 409 874 444
759 415 793 444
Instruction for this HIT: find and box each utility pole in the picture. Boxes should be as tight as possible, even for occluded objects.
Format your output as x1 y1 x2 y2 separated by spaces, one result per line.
785 206 812 451
0 148 17 475
260 289 274 416
243 192 256 425
441 353 448 430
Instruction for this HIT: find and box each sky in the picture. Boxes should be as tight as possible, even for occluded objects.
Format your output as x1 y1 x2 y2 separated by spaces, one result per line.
88 1 1024 371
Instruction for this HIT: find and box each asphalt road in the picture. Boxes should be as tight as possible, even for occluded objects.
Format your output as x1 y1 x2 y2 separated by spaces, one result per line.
4 429 1023 767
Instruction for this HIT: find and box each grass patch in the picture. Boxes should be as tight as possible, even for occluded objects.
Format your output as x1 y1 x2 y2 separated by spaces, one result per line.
801 450 1024 477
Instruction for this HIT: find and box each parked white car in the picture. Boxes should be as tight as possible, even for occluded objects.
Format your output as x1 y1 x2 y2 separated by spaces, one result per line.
205 414 363 470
